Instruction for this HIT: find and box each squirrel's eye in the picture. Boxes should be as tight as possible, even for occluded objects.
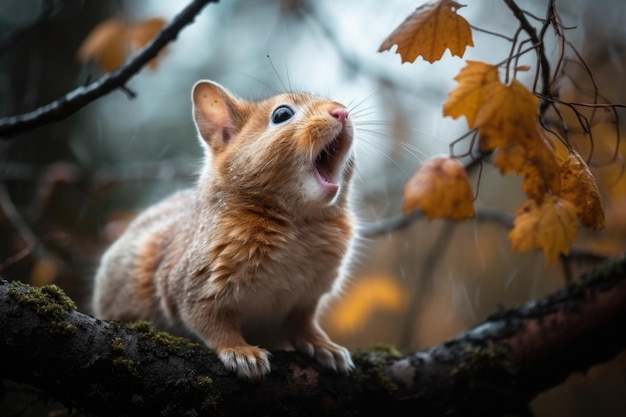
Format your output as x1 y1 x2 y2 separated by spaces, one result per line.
271 106 295 125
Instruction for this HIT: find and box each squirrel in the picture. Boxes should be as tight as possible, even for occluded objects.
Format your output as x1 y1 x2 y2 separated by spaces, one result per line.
92 80 356 380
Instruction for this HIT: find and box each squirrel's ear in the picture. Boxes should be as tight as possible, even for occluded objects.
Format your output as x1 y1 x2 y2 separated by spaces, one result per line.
192 80 241 153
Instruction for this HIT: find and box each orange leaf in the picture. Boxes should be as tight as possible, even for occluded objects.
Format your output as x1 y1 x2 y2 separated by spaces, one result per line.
443 61 500 128
77 18 126 73
508 196 578 265
493 126 560 203
328 276 407 334
378 0 474 64
558 151 605 230
128 18 167 69
403 156 475 220
77 17 166 73
475 79 539 152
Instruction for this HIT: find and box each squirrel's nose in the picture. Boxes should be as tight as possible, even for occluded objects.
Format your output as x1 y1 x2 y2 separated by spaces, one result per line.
331 108 348 124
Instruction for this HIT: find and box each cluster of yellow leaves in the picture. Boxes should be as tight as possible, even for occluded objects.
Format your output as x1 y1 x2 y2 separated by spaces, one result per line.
444 61 604 263
444 61 561 203
77 17 166 73
379 1 606 264
509 150 605 264
328 276 407 334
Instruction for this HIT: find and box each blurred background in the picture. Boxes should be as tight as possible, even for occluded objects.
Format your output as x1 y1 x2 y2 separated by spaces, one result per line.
1 0 626 415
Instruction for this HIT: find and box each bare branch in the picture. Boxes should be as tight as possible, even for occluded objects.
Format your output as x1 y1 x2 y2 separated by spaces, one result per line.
503 0 553 112
359 206 607 265
358 207 512 239
0 0 220 140
469 24 515 42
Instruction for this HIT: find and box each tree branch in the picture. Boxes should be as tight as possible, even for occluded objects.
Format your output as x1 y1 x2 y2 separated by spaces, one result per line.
1 255 626 416
0 0 220 140
359 207 514 238
503 0 554 113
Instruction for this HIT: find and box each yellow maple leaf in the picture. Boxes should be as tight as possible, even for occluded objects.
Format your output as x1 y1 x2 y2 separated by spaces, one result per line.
475 79 540 152
378 0 474 64
403 156 475 220
77 17 166 73
558 151 605 230
328 276 407 334
443 61 500 128
508 196 578 265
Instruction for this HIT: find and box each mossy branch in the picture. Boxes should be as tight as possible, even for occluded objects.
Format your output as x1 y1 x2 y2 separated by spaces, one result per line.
1 255 626 416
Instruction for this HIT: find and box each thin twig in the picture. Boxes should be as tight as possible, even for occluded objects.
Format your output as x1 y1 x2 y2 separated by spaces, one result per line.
472 160 483 202
0 0 220 139
358 210 423 238
469 24 515 42
449 129 478 158
495 43 539 70
549 9 567 87
504 27 523 84
541 104 570 148
521 9 546 23
359 207 514 239
558 56 622 165
502 0 553 113
514 38 534 81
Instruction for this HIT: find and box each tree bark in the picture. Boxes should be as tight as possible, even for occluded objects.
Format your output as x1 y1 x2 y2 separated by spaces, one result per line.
1 255 626 417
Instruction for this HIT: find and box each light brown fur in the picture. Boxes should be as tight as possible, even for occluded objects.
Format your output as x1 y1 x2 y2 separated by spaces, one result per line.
92 80 356 379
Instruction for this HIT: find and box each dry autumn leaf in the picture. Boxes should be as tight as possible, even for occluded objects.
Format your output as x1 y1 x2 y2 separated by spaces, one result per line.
540 128 570 165
443 61 500 128
328 275 407 334
475 79 540 152
403 156 475 220
77 19 126 73
558 151 605 230
493 126 560 203
378 0 474 64
508 196 578 265
77 17 166 73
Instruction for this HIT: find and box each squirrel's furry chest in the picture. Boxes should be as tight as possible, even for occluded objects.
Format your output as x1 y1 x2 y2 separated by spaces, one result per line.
212 223 351 348
146 190 353 326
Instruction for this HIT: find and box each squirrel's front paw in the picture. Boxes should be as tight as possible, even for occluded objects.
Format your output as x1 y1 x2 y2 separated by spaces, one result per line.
218 345 271 380
295 338 354 374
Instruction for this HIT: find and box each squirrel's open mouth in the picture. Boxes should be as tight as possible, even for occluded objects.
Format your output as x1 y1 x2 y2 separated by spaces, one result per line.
314 131 351 187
